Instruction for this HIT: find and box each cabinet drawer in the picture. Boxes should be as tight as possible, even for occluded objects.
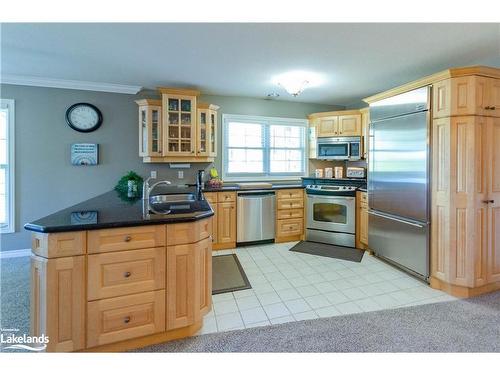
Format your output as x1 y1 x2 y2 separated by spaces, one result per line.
203 192 217 205
88 225 165 253
276 219 303 237
217 192 236 203
277 198 304 210
277 189 303 200
166 217 212 246
32 231 86 258
277 208 303 220
88 247 165 301
87 290 165 348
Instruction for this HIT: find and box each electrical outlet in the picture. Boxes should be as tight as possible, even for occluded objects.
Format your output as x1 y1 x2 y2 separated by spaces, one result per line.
178 171 184 179
151 171 157 179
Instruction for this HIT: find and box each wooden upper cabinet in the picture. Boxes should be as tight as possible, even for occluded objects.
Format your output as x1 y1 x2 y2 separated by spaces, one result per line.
338 114 361 136
135 99 162 157
311 111 362 138
160 87 200 156
197 103 219 157
317 116 338 137
433 76 500 118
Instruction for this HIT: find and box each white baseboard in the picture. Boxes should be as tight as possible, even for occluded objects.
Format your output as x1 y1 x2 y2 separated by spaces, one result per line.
0 248 31 259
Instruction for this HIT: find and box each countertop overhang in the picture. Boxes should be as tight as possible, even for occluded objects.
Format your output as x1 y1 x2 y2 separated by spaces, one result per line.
24 187 214 234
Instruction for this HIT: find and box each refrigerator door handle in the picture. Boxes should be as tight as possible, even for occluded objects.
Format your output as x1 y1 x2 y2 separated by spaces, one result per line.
367 210 426 228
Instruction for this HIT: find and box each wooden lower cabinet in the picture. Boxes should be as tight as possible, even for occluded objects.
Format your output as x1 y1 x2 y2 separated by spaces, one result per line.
31 255 86 352
87 290 165 348
355 191 369 249
216 201 236 246
30 218 213 352
166 242 197 330
275 189 305 243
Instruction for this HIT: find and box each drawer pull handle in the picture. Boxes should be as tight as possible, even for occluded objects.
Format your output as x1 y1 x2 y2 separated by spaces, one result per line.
124 236 132 242
124 316 131 324
124 271 132 278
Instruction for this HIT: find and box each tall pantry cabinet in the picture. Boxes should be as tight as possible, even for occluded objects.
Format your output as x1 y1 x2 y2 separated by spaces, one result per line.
430 71 500 297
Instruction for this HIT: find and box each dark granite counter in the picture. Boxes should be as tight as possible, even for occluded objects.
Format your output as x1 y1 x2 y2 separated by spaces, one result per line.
24 186 213 233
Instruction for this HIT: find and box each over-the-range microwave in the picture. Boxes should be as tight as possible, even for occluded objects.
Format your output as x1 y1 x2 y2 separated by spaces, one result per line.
316 136 361 161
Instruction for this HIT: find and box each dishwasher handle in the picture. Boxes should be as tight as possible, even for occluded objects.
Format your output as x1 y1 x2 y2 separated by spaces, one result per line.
237 191 276 197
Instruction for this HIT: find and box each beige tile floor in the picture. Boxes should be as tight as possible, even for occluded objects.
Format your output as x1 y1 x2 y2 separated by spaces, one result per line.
197 242 456 335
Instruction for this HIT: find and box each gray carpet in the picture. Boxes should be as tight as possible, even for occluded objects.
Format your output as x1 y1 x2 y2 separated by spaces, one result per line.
0 256 30 336
135 291 500 352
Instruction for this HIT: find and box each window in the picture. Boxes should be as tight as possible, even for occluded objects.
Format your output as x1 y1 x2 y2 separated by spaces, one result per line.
1 99 15 233
222 114 307 180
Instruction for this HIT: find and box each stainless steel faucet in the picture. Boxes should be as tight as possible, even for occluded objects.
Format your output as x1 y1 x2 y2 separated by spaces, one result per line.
142 177 171 214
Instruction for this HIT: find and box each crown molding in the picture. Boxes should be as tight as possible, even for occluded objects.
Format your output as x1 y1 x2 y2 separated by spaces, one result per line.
1 74 142 95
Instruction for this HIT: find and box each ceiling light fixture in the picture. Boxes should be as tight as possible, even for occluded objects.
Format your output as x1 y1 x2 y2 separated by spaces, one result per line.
272 70 324 97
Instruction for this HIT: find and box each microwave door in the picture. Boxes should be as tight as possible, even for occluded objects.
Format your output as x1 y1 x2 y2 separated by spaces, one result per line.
317 141 348 159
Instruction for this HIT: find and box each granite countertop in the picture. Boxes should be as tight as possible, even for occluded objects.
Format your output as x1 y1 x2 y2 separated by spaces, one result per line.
24 186 214 233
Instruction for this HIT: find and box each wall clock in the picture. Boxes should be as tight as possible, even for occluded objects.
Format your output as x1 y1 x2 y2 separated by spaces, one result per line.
65 103 103 133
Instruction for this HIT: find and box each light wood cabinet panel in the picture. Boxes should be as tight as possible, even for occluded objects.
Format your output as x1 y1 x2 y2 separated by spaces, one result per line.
166 243 196 330
87 290 165 348
31 255 85 352
196 104 219 157
217 191 236 203
338 114 362 136
317 116 338 137
217 202 236 244
166 217 211 246
276 218 303 237
87 247 165 301
203 192 217 204
276 189 303 200
487 117 500 282
432 77 500 119
88 225 165 254
161 89 198 156
32 231 86 258
277 198 304 210
196 237 212 316
136 99 163 157
277 208 303 220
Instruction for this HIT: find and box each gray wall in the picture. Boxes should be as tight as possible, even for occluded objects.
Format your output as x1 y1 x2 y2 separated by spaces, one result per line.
0 84 342 251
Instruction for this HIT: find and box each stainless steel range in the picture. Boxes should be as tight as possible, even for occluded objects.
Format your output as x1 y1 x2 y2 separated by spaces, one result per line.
305 184 358 247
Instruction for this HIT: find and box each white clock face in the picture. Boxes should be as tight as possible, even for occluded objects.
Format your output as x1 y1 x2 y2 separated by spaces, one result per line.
69 105 99 131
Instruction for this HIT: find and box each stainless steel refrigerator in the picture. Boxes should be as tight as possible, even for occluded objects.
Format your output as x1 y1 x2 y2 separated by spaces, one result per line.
368 86 430 280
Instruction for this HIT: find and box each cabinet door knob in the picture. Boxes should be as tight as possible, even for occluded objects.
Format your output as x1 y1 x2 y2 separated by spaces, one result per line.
124 235 132 242
124 271 132 278
124 316 131 324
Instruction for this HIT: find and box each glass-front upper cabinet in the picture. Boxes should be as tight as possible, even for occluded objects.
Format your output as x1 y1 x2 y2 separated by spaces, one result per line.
135 99 162 157
197 103 219 157
159 88 200 156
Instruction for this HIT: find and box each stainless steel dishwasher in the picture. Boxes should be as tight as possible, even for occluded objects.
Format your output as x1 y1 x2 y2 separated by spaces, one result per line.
237 190 276 244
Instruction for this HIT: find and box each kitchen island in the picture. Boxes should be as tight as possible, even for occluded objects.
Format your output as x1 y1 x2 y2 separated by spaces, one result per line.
25 186 214 352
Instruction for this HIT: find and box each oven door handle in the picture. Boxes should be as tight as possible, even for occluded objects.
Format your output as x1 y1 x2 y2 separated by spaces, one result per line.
307 194 355 201
367 210 426 228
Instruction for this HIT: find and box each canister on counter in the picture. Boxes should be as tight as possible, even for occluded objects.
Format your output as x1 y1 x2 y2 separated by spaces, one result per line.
334 166 344 179
314 168 324 178
324 168 333 178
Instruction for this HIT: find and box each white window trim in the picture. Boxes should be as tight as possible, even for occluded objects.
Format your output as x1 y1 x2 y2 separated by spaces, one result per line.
221 114 309 181
1 99 15 234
